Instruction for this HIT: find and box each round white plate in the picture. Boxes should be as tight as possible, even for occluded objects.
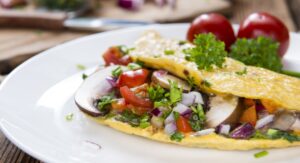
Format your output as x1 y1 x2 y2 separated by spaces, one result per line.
0 24 300 163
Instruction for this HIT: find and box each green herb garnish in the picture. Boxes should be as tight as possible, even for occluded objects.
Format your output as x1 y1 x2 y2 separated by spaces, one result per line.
82 73 88 80
170 132 184 142
112 66 123 77
147 85 166 102
169 80 182 104
65 113 74 121
116 110 150 128
183 33 227 71
189 104 206 131
201 80 212 87
164 50 175 55
139 114 151 129
230 37 282 72
235 67 247 75
251 129 300 142
127 63 142 70
178 40 187 45
76 64 86 70
173 111 180 121
97 95 114 114
254 150 268 158
186 76 197 89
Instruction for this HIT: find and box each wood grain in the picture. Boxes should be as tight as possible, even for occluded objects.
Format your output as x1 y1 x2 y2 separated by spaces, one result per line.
0 0 298 162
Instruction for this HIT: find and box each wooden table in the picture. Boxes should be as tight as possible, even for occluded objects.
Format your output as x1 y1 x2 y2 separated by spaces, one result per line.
1 0 300 162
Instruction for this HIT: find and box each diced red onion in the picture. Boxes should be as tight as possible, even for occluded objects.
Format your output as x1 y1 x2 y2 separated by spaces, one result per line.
151 108 161 117
106 76 117 87
181 93 196 106
219 124 231 135
192 128 215 136
173 103 191 114
151 116 164 128
164 112 174 124
189 91 204 104
255 115 274 129
164 122 177 135
118 0 144 10
153 70 168 77
230 123 254 139
255 104 266 112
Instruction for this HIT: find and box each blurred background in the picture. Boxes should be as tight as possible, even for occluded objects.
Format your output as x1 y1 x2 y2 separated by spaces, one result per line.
0 0 300 162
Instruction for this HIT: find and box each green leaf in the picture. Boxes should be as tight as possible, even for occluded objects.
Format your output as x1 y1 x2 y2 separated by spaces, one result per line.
169 80 182 104
183 33 227 71
229 37 282 72
170 132 184 142
164 50 175 55
254 150 268 158
127 63 142 70
82 73 88 80
147 85 166 101
112 66 123 77
97 95 113 112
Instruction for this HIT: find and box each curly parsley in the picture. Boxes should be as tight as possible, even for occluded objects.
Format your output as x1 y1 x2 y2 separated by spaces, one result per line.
183 33 227 71
230 37 282 72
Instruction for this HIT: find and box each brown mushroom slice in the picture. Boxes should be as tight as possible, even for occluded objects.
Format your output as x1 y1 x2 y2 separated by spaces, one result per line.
206 95 242 128
74 65 122 117
272 111 297 131
151 70 191 91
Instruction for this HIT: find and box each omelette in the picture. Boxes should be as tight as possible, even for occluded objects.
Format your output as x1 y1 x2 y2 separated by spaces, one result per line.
75 31 300 150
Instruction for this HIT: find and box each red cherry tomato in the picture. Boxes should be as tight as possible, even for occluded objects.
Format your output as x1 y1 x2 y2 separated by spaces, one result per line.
117 69 150 88
237 12 289 57
103 46 132 66
176 116 192 133
120 86 153 108
187 13 236 51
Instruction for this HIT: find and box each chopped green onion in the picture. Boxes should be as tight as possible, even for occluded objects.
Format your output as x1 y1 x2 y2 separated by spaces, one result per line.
82 73 88 80
112 66 123 77
127 63 142 70
164 50 175 55
65 113 74 121
76 64 86 70
254 150 268 158
170 132 184 142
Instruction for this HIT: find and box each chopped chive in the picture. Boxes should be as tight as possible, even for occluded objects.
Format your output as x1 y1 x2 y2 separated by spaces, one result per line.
254 150 268 158
76 64 86 70
65 113 74 121
127 63 142 70
164 50 175 55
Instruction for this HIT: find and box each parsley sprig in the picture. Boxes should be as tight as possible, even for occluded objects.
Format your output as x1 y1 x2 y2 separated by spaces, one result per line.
183 33 227 71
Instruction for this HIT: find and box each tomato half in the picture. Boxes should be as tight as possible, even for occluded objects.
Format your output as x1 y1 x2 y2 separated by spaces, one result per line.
117 69 150 88
103 46 132 66
187 13 236 51
176 116 192 133
120 86 153 108
237 12 289 57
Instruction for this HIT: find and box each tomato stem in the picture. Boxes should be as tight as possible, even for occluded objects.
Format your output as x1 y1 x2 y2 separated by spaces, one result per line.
282 69 300 78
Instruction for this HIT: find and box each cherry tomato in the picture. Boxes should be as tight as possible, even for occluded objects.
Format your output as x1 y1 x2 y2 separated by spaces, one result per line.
103 46 132 66
237 12 289 57
117 69 150 88
120 86 153 108
187 13 236 51
176 116 192 133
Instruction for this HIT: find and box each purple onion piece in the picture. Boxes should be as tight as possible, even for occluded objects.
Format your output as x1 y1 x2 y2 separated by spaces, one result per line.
164 122 177 135
255 115 274 129
164 112 174 124
256 104 266 112
181 93 195 106
151 108 161 117
230 123 255 139
173 103 190 114
106 76 118 87
118 0 144 10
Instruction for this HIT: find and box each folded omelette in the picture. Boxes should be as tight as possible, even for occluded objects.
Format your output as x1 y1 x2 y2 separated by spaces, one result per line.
75 31 300 150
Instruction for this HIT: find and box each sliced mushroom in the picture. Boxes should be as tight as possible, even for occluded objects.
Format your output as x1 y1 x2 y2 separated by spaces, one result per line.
151 70 191 91
75 65 123 117
206 95 243 128
271 111 297 131
290 113 300 131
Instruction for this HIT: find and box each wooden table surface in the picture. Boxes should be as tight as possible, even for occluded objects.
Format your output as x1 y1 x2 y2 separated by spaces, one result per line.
1 0 300 162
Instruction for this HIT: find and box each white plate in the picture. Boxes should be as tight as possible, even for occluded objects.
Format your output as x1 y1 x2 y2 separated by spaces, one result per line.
0 24 300 163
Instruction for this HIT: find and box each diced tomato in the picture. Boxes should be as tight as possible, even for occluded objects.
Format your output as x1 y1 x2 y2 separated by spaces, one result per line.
243 98 256 107
117 69 150 88
240 105 257 126
111 98 127 112
103 46 131 66
120 86 153 108
261 99 277 113
176 116 192 133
